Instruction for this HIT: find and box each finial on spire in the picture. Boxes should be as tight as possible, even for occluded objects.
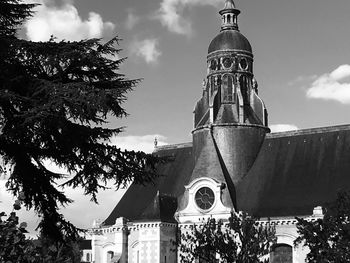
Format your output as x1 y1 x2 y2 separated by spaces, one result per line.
219 0 240 31
154 137 158 148
224 0 236 10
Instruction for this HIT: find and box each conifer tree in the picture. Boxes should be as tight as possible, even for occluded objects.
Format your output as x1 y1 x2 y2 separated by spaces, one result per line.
0 0 162 240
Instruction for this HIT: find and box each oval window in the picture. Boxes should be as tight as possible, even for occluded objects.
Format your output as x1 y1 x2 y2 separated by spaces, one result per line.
222 57 232 69
195 187 215 210
240 58 248 70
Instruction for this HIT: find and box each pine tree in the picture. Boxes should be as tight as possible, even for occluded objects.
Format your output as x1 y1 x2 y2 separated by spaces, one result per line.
0 0 163 240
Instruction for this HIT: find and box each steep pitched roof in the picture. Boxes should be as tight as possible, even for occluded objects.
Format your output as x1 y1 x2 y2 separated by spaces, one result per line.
138 192 178 223
237 125 350 217
103 143 193 225
104 125 350 225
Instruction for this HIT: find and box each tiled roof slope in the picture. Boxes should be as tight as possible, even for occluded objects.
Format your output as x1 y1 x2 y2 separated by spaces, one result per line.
103 144 193 226
104 125 350 225
138 192 178 223
237 125 350 217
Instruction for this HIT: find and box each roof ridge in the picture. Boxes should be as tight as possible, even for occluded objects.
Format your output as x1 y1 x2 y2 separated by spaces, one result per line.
268 124 350 138
153 142 192 152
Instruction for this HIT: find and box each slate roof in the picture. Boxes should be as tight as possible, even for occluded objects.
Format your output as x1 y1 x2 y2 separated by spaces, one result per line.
237 125 350 217
138 192 178 223
104 143 193 225
104 125 350 225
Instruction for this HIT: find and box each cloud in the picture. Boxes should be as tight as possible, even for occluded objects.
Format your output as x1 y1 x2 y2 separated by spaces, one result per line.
130 38 162 64
270 124 298 133
125 10 140 30
109 134 168 153
306 64 350 104
24 0 115 41
155 0 221 36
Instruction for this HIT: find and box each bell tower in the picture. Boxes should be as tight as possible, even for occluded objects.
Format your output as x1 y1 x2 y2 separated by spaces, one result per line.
192 0 269 187
176 0 270 223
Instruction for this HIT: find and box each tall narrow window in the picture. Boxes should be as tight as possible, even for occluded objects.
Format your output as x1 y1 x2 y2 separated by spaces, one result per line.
222 75 233 102
227 76 233 101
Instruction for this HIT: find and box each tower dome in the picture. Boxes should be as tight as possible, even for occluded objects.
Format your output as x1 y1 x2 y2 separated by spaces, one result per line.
208 30 252 54
208 0 252 54
194 0 268 130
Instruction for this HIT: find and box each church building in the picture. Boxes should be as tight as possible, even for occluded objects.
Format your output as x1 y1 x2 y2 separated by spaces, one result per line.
84 1 350 262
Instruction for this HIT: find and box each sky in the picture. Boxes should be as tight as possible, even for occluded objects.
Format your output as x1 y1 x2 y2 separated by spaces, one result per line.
1 0 350 235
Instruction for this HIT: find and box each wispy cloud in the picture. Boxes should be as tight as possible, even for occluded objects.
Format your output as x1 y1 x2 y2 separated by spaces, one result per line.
24 0 115 41
130 38 162 64
125 10 140 30
306 64 350 104
155 0 221 36
270 124 298 133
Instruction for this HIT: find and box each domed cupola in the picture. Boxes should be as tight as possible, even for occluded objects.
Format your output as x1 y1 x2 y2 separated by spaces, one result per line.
208 0 252 54
208 31 252 54
193 0 268 129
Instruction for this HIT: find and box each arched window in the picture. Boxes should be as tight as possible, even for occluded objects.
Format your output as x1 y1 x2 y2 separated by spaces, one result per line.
270 244 293 263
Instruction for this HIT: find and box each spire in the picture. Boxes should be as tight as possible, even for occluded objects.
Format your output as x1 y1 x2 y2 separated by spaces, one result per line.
219 0 241 31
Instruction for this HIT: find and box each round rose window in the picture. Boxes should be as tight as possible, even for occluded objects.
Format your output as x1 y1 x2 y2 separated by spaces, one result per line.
195 187 215 210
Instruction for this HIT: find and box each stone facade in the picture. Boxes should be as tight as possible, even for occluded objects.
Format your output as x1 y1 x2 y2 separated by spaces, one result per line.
86 221 177 263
